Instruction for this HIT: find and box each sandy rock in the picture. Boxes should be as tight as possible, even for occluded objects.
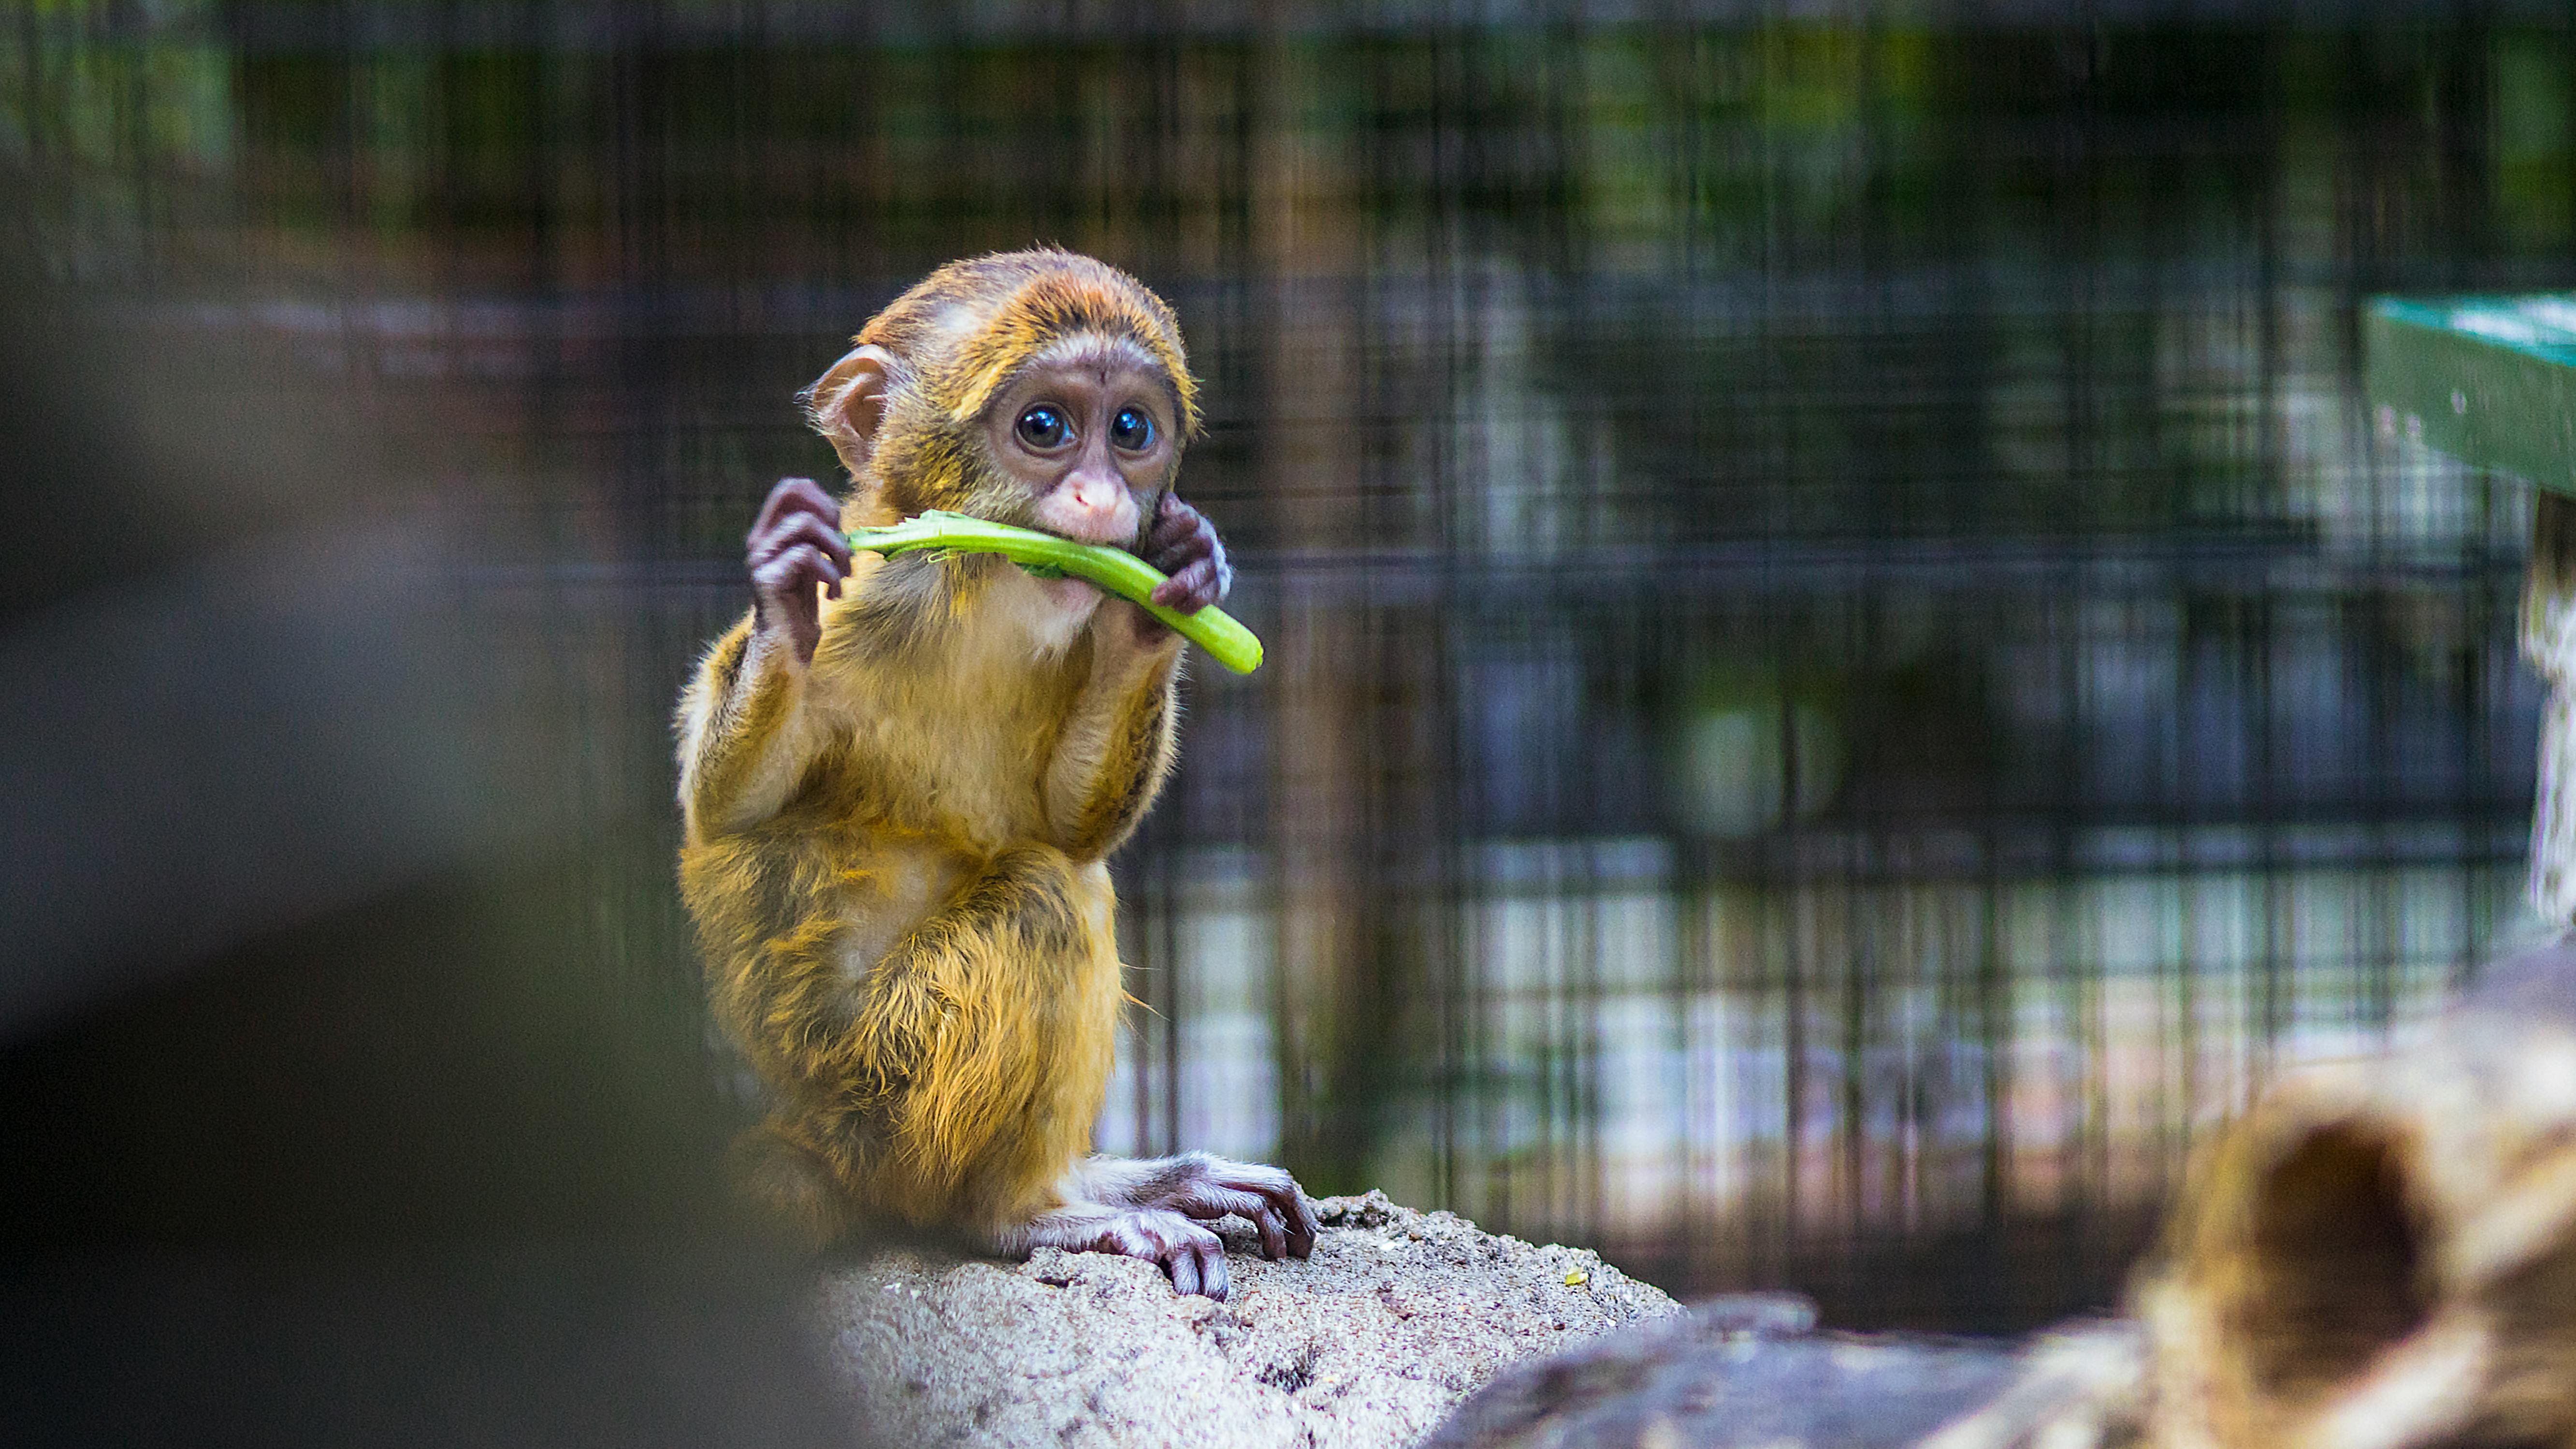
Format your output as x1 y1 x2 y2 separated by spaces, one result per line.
817 1190 1682 1449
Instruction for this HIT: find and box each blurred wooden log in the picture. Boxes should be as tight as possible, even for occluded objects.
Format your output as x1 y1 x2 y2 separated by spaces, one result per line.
2132 942 2576 1449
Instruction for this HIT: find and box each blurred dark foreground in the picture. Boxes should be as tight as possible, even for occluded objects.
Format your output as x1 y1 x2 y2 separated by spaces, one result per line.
0 236 851 1445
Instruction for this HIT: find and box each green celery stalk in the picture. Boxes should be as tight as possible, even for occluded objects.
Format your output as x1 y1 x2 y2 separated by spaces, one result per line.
846 510 1264 675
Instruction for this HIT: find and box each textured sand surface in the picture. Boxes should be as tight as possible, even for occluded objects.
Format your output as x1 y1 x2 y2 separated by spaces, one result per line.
818 1190 1681 1449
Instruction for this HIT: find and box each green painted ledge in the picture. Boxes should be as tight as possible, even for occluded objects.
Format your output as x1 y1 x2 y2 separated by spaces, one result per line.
2366 294 2576 495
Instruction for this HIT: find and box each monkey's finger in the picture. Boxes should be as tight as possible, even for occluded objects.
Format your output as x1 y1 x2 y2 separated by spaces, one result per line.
1221 1174 1311 1255
1142 533 1210 587
764 543 845 592
1197 1240 1230 1302
1279 1191 1318 1259
1146 523 1213 568
754 548 843 620
1221 1189 1289 1261
751 476 839 538
1260 1183 1314 1260
1165 1245 1202 1298
1247 1198 1290 1261
1154 502 1228 570
771 475 842 525
1149 495 1211 539
1169 535 1232 607
750 554 810 600
1178 1187 1287 1260
1144 500 1202 552
1154 549 1221 600
1150 557 1220 612
1169 1185 1245 1220
753 511 854 574
748 478 799 538
1149 530 1210 569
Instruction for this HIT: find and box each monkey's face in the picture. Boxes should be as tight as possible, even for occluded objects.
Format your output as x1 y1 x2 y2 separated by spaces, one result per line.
979 340 1181 551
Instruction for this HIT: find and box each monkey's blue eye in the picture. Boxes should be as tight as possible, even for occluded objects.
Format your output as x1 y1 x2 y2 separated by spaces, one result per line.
1016 406 1070 449
1111 407 1154 451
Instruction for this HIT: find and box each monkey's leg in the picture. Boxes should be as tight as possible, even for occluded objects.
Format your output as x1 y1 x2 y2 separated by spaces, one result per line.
994 1200 1238 1300
1074 1152 1319 1262
733 843 1120 1236
677 612 824 840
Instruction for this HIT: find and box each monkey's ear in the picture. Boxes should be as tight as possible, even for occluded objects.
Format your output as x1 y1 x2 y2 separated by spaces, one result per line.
802 344 898 478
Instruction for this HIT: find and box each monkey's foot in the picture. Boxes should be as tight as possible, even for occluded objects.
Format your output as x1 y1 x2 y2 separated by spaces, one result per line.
1031 1207 1231 1300
1108 1153 1319 1263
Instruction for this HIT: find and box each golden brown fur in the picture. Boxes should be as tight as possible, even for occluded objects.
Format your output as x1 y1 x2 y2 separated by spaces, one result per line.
676 252 1190 1246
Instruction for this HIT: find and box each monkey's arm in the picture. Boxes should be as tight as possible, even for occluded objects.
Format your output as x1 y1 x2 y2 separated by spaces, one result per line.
1039 493 1228 860
680 477 851 841
677 614 825 840
1042 625 1182 862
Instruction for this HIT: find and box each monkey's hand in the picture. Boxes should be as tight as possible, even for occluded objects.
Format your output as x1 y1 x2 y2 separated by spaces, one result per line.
1095 491 1230 657
1099 1152 1319 1263
747 476 851 666
1140 492 1230 616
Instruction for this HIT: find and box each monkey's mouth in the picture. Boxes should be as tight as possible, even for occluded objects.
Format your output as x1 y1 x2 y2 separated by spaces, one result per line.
1004 528 1144 578
1018 523 1141 551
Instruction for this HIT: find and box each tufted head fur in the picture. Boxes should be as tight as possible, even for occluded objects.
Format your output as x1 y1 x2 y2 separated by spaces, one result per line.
800 248 1200 530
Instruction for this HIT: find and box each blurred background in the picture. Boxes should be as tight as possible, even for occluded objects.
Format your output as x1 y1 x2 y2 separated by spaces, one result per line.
6 1 2573 1385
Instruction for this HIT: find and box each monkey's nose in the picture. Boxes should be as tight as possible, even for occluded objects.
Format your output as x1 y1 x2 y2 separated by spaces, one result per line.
1053 471 1135 543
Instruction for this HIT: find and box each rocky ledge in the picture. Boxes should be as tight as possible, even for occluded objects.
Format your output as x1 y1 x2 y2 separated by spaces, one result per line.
818 1191 1681 1449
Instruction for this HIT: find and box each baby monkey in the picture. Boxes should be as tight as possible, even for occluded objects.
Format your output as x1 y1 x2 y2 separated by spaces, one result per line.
677 250 1315 1298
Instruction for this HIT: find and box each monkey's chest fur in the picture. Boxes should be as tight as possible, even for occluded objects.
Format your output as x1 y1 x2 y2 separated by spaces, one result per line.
679 653 1126 1236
